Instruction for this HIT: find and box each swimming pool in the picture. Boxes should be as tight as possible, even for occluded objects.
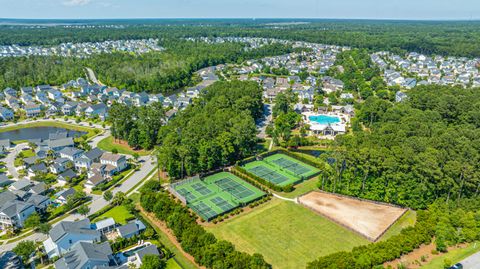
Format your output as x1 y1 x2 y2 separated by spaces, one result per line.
308 115 341 125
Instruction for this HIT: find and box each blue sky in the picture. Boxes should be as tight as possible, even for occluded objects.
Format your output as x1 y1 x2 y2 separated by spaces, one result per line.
1 0 479 20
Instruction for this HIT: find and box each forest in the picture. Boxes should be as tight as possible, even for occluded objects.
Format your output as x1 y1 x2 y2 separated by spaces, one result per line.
0 39 293 93
156 80 263 179
108 102 165 150
2 20 480 56
318 86 480 210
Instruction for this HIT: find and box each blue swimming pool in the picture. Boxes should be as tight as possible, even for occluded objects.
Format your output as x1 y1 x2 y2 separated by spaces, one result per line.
308 115 341 125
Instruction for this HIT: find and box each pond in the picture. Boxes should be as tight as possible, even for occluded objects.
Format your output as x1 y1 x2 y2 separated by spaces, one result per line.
0 126 87 141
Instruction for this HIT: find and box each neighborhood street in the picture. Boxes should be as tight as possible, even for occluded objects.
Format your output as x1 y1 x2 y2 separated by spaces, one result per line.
4 143 26 179
459 247 480 269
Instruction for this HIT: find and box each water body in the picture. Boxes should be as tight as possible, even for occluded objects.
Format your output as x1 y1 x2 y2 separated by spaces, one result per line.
308 115 341 125
0 127 86 141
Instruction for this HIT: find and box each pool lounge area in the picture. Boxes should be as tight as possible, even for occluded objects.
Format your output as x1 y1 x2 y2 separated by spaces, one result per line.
304 112 349 138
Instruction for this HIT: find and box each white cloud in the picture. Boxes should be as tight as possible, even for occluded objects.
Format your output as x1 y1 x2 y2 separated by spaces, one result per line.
62 0 92 6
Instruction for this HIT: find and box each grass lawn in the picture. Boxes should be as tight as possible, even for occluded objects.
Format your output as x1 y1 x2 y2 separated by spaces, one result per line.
97 136 150 156
275 177 319 199
166 259 183 269
420 242 480 268
93 205 133 225
206 198 369 269
380 209 417 241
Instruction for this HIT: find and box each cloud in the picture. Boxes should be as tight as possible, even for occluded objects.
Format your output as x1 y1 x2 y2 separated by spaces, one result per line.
62 0 92 6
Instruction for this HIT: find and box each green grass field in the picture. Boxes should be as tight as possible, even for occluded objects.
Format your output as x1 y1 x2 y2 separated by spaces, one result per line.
97 136 151 156
379 210 417 241
207 198 369 269
243 153 320 187
173 172 265 221
92 205 134 225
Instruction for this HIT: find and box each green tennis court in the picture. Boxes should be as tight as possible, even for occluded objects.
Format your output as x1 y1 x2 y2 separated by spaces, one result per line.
242 153 321 187
172 172 265 221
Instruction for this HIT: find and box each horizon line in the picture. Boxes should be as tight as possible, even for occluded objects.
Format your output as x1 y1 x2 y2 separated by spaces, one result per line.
0 17 480 22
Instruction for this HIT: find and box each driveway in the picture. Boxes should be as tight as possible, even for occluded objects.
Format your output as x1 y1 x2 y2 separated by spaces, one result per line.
459 247 480 269
4 143 27 179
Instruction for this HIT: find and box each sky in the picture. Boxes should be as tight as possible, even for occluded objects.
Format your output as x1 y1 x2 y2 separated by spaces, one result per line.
1 0 480 20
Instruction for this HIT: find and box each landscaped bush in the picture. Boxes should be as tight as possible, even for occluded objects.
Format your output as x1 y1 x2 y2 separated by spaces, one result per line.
140 181 271 269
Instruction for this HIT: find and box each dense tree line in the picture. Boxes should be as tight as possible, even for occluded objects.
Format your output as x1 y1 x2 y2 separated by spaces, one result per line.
140 180 271 269
108 102 165 150
0 40 293 93
308 198 480 268
326 49 386 100
318 86 480 209
157 81 262 179
3 20 480 56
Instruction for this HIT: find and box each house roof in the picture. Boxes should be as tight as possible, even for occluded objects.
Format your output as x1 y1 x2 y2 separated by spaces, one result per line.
0 191 18 205
30 182 47 194
84 148 104 161
135 244 160 261
25 193 48 207
49 219 98 243
93 217 115 230
87 173 104 185
101 152 124 162
59 169 77 181
10 179 32 191
59 147 84 157
48 138 74 149
55 188 76 200
117 220 146 238
54 241 112 269
29 163 48 173
0 200 33 218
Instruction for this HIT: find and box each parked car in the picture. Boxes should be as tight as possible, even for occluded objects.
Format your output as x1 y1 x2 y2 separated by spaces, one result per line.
449 263 463 269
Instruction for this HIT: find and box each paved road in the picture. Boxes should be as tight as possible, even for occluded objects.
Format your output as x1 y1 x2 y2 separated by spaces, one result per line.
85 67 103 85
4 143 26 179
256 103 273 139
459 247 480 269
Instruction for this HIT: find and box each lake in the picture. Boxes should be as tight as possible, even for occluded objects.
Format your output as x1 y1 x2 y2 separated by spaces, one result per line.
0 126 87 141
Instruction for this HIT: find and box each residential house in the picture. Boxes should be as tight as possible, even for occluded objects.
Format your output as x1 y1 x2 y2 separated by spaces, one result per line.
54 188 76 205
57 169 77 186
0 174 13 187
92 217 116 235
43 218 101 258
0 191 36 229
28 163 48 177
59 147 84 162
24 102 42 118
74 148 104 170
127 244 161 268
100 152 127 175
53 241 115 269
50 158 71 174
61 102 78 115
3 88 17 97
395 91 408 103
117 219 146 239
20 87 34 96
48 137 74 152
0 106 14 121
85 103 107 119
0 251 24 269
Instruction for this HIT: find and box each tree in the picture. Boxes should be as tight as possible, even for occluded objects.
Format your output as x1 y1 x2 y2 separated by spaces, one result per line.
112 148 119 154
38 223 51 235
112 191 126 205
140 254 165 269
24 213 41 229
132 152 140 162
12 240 36 265
77 204 89 216
103 190 113 201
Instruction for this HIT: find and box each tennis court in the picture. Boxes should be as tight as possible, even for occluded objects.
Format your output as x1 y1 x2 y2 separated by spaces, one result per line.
242 153 321 187
171 172 266 221
248 165 290 185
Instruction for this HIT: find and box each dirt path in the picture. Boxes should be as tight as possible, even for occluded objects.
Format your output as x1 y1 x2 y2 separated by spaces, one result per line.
139 207 205 269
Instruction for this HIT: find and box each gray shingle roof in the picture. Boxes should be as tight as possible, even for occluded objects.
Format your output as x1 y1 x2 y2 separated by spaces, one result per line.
49 219 98 243
54 241 112 269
